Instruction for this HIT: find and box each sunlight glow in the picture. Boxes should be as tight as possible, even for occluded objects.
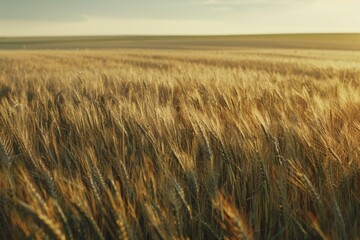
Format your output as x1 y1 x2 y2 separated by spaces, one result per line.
0 0 359 36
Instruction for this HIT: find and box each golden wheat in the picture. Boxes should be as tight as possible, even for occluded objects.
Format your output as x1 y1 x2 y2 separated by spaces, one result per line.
0 48 359 239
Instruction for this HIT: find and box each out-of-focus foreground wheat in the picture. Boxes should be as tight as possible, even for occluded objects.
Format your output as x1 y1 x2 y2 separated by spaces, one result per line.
0 49 359 240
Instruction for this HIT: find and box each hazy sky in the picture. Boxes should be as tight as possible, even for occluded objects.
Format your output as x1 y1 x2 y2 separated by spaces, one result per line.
0 0 359 36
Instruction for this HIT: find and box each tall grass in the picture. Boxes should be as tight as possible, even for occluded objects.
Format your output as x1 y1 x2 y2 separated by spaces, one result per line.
0 49 359 239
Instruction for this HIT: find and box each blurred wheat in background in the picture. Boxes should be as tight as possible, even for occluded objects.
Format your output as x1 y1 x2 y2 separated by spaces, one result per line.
0 49 359 239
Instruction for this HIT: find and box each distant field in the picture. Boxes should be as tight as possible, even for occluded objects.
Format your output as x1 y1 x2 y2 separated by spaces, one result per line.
1 33 360 50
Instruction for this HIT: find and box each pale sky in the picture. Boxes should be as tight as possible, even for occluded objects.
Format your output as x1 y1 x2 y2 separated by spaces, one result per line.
0 0 359 36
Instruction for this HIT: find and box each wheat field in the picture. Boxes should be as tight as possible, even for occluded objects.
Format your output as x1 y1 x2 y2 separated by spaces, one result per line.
0 48 359 239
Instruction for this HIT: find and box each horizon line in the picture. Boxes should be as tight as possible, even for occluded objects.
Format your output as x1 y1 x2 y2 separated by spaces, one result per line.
1 32 360 38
